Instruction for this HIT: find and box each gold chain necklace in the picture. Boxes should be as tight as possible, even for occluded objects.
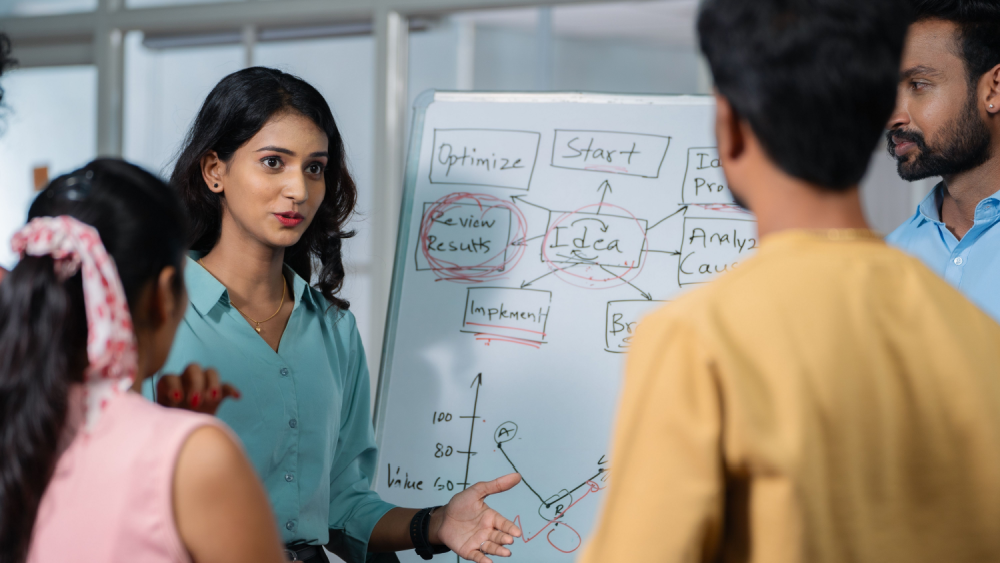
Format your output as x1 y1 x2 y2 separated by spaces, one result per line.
817 229 882 241
198 258 286 333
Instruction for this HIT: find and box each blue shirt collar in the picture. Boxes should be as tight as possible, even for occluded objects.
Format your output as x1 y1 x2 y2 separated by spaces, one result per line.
915 181 1000 226
915 183 944 225
184 253 314 315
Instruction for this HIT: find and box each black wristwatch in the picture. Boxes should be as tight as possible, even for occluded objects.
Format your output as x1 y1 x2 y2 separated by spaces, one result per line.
409 506 451 560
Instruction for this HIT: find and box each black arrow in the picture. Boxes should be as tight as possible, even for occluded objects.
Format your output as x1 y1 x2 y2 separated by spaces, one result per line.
510 234 545 247
460 374 482 492
599 265 652 300
496 442 547 505
520 265 569 288
596 180 612 215
643 249 682 256
510 195 550 212
571 217 609 232
543 469 607 509
647 205 688 231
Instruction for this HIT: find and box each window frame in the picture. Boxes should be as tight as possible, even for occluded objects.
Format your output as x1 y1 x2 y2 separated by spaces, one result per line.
0 0 661 379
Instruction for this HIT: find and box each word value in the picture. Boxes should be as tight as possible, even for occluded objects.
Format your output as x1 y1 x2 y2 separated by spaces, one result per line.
386 464 424 490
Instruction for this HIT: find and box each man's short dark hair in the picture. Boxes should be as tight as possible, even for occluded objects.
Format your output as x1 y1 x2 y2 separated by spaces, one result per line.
697 0 912 190
914 0 1000 88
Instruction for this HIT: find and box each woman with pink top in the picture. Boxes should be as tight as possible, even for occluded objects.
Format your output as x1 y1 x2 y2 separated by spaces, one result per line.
0 159 286 563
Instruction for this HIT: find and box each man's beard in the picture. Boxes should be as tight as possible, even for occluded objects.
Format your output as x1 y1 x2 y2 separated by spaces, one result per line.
887 92 992 181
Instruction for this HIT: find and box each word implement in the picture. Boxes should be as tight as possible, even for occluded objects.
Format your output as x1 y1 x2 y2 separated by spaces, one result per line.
462 287 552 344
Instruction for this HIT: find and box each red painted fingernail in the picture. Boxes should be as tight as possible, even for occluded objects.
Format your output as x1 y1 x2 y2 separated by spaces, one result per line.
171 391 182 402
191 393 201 407
211 389 219 399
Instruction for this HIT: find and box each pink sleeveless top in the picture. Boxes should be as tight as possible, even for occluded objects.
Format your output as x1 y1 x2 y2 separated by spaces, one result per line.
27 391 225 563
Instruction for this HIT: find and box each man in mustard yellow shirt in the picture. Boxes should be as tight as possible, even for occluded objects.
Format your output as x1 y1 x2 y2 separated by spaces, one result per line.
580 0 1000 562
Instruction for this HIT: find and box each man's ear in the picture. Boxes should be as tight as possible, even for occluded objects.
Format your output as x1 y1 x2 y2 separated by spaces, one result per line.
714 91 746 163
201 151 225 195
985 63 1000 116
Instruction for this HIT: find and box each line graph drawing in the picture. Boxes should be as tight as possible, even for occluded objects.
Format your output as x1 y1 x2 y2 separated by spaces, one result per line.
442 374 610 557
492 420 609 555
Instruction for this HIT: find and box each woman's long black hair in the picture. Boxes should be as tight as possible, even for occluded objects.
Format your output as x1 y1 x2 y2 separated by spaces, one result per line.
0 159 187 563
171 66 357 310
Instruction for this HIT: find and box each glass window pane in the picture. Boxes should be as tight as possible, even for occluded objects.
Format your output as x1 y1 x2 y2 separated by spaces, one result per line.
126 0 240 8
0 65 97 268
0 0 95 16
410 1 704 109
123 31 244 176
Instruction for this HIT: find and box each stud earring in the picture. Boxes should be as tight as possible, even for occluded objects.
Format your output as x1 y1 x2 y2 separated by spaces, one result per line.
214 183 219 188
991 104 996 109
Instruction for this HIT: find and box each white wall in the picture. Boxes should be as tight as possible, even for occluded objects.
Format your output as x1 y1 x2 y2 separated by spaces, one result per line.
0 65 96 268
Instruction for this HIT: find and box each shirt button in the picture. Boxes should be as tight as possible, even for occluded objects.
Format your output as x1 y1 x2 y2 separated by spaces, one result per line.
289 419 297 429
954 256 964 266
280 367 289 377
285 520 295 530
285 473 294 482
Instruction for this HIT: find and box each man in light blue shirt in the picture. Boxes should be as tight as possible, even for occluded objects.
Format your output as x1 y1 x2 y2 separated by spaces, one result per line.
886 1 1000 321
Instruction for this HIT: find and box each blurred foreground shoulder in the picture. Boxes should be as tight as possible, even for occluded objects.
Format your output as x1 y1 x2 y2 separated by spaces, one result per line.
174 425 286 563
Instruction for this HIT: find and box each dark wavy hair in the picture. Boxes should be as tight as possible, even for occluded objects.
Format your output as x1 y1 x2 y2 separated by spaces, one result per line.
0 159 186 563
170 67 357 310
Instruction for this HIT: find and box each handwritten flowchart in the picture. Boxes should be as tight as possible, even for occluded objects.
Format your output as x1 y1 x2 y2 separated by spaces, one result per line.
374 93 757 563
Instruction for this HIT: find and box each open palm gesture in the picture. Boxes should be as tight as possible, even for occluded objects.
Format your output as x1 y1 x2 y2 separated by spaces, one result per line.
432 473 523 563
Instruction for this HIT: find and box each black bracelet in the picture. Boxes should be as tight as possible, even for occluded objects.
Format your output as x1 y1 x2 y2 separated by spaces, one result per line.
409 506 451 560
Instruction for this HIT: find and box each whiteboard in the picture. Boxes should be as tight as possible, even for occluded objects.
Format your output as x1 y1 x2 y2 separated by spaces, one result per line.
373 91 756 562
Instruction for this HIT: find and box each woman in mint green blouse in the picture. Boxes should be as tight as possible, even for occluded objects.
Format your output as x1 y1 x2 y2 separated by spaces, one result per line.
151 68 522 563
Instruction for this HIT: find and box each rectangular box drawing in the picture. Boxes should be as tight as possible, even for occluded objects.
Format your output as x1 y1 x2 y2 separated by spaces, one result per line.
681 147 734 204
543 211 649 269
415 202 512 272
678 216 757 286
605 300 666 353
461 287 552 343
429 129 541 190
550 129 671 178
